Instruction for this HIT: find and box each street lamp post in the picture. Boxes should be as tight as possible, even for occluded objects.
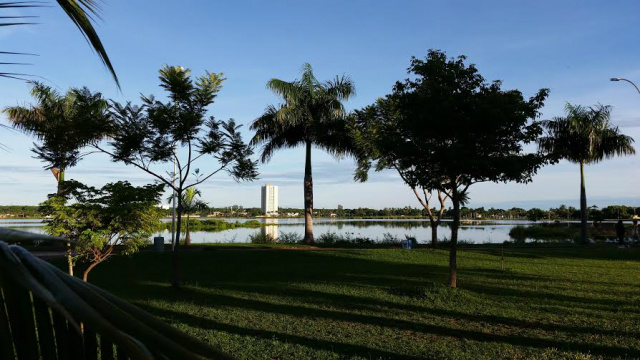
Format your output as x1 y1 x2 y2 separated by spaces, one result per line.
610 77 640 95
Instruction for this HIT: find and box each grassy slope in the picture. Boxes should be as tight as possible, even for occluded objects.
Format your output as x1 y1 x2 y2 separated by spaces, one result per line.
85 247 640 359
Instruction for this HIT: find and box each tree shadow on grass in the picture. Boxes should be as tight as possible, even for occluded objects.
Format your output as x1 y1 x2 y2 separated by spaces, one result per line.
89 250 640 359
134 286 640 359
142 304 427 359
473 247 640 262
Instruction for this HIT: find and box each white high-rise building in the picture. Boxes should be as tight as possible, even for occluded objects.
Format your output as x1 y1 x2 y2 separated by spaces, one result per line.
261 183 279 215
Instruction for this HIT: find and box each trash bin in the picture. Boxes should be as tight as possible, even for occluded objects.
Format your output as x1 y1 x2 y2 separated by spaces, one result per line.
401 239 412 250
153 237 164 252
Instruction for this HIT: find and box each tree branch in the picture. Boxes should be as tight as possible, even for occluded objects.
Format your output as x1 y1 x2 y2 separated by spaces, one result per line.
184 162 230 190
181 139 193 188
92 144 176 191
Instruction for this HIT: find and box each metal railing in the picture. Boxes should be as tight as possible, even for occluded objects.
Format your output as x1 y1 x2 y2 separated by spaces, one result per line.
0 228 233 360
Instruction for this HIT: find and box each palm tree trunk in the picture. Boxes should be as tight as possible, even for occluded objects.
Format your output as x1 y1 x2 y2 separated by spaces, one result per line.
580 162 588 244
185 213 191 246
449 193 460 288
303 141 314 244
56 168 75 276
172 190 183 287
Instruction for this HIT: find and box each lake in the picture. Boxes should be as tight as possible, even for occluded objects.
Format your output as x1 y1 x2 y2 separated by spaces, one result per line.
0 218 558 244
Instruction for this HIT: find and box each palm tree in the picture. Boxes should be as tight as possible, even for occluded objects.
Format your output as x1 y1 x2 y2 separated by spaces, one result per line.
250 63 355 244
4 82 111 193
170 188 207 246
5 82 110 276
539 103 635 243
1 0 118 85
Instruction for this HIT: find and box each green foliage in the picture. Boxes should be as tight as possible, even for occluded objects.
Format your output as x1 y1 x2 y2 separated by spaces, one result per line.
0 206 43 218
539 103 635 165
0 1 118 85
509 225 579 242
177 188 207 214
248 232 277 244
250 63 355 162
352 49 550 191
3 83 111 173
509 223 622 243
278 231 303 244
54 0 119 86
315 232 388 247
40 180 163 279
164 219 262 232
100 66 258 285
526 208 547 221
351 49 551 285
107 66 257 183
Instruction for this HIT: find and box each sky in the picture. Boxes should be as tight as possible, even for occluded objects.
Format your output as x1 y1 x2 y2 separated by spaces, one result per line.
0 0 639 210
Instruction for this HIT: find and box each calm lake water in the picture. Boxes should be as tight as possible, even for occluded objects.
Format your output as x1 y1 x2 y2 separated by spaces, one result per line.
0 218 555 244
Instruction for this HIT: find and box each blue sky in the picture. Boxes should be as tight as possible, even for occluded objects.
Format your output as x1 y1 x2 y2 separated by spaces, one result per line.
0 0 639 209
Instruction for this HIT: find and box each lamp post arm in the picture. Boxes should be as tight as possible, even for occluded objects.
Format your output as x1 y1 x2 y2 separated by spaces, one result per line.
621 78 640 95
616 78 640 95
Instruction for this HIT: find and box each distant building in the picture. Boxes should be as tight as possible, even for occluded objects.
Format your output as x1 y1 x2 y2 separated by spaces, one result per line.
261 183 279 215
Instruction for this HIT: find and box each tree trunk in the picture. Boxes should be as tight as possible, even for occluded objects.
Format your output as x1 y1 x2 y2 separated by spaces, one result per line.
303 141 314 244
172 190 183 287
579 162 588 244
449 189 460 288
56 169 75 276
82 260 100 282
185 213 191 246
430 219 438 248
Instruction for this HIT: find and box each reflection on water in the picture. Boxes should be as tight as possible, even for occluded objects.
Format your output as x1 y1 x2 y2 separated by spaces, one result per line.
0 218 544 244
262 218 279 240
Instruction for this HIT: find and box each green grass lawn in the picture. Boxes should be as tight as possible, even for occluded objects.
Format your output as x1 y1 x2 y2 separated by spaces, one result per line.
82 247 640 359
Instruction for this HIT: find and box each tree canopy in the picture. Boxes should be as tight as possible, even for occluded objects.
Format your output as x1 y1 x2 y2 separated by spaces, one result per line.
352 49 550 287
95 65 258 286
41 180 164 281
4 82 111 172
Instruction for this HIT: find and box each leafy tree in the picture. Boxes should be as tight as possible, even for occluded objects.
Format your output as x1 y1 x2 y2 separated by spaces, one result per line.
589 205 604 224
4 82 111 193
250 63 355 244
1 0 118 84
351 96 449 247
352 50 549 287
538 103 635 243
40 180 163 281
527 208 547 221
94 65 258 287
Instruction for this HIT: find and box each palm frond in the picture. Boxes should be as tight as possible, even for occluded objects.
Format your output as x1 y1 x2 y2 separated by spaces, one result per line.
539 102 635 164
55 0 119 87
252 63 356 163
266 78 302 104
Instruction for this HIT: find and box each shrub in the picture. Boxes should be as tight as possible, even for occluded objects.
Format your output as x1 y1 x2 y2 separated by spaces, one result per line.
509 225 578 242
279 232 303 244
248 232 277 244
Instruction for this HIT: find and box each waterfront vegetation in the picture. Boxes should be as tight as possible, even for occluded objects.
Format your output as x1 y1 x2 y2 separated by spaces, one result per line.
3 204 639 222
164 218 263 233
509 223 625 243
69 246 640 359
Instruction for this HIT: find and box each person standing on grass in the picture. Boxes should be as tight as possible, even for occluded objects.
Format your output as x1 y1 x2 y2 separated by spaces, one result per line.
616 220 626 245
632 219 639 241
